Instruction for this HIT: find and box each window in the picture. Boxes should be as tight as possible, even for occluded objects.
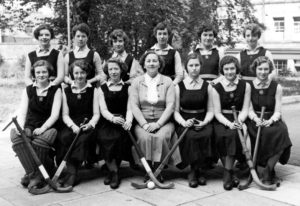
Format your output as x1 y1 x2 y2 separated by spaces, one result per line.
294 17 300 33
274 60 287 75
274 17 284 32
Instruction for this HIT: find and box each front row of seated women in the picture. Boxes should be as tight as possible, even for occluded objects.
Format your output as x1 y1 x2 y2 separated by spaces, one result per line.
10 52 291 192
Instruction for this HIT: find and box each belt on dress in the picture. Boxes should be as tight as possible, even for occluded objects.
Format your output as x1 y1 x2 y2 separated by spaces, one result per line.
221 109 239 114
242 76 255 81
255 110 272 114
199 74 218 79
180 107 205 114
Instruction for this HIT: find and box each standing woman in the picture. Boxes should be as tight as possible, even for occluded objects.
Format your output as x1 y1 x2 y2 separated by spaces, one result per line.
97 58 133 189
64 23 106 86
24 24 64 86
212 56 251 190
11 60 62 189
130 52 181 182
174 53 214 188
238 23 276 82
56 60 99 187
147 22 184 85
247 56 292 184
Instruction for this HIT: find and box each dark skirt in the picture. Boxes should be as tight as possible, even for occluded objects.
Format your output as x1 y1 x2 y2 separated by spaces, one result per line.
97 119 133 162
246 117 292 167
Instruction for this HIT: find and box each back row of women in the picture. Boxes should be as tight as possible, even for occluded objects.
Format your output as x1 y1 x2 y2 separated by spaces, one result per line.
10 21 291 192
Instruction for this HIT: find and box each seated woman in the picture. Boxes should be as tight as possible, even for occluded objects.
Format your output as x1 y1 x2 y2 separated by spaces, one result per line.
174 53 214 188
97 58 133 189
10 60 62 190
130 51 181 182
56 60 99 187
212 56 251 190
247 56 292 184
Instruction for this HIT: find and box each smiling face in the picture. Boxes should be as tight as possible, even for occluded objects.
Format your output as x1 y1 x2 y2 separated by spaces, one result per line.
156 28 169 47
223 62 237 82
38 29 51 47
34 66 49 84
74 30 88 48
108 62 121 82
245 29 259 49
144 53 160 77
73 66 87 84
256 62 270 81
200 30 214 48
112 37 125 54
187 58 201 79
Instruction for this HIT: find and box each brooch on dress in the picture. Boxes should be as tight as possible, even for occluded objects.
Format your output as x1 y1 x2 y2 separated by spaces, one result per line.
77 94 81 99
259 90 264 95
39 97 43 102
230 92 234 98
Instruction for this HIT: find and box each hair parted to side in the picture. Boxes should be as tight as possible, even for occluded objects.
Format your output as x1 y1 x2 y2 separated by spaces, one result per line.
184 53 203 72
250 56 274 74
153 22 172 37
72 23 90 37
219 55 241 75
33 24 55 40
243 23 262 39
69 60 92 80
31 60 54 78
197 25 217 39
109 29 129 48
139 51 165 72
103 57 128 79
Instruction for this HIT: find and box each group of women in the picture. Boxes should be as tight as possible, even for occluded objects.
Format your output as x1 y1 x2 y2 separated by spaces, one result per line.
10 21 292 192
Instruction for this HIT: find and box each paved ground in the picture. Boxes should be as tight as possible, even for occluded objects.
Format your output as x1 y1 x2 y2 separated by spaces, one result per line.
0 102 300 206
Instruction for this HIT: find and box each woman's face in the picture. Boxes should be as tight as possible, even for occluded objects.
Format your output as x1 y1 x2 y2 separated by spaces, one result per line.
38 29 51 47
156 28 169 46
245 29 259 48
112 37 125 54
108 62 121 82
200 30 214 48
144 53 160 77
34 66 49 84
74 30 88 48
256 62 270 81
223 62 237 82
187 58 201 79
73 66 87 84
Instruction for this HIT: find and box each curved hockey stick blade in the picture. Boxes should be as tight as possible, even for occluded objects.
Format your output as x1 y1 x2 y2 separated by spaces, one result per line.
250 169 277 191
29 183 73 195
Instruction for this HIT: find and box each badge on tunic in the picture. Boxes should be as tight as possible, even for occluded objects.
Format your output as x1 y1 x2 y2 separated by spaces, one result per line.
39 97 43 102
230 92 234 98
259 90 264 95
77 94 81 99
205 55 209 59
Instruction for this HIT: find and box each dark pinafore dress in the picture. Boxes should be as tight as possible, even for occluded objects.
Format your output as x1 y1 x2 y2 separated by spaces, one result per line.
56 86 95 165
97 84 133 162
176 81 213 168
214 80 246 158
195 48 220 82
246 81 292 167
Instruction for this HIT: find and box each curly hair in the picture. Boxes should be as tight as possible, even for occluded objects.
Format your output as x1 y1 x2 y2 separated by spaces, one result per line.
69 60 92 80
109 29 129 48
31 60 54 78
250 56 274 74
33 24 54 40
197 25 217 39
219 55 241 75
72 23 90 38
139 51 165 73
103 57 128 79
243 23 262 39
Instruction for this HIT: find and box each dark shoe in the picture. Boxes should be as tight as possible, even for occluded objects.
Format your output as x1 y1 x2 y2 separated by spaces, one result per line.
20 174 30 187
261 166 271 185
28 172 43 189
231 172 240 188
130 162 140 171
223 169 233 191
64 174 76 187
110 172 120 189
270 169 282 186
235 161 248 171
104 172 112 185
188 170 198 188
197 169 207 186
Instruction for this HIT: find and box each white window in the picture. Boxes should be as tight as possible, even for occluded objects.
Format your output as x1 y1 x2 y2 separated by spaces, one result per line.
274 17 284 32
294 17 300 33
274 60 287 75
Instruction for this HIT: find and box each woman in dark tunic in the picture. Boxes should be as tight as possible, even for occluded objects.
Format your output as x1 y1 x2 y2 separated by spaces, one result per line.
97 58 133 189
10 60 62 190
56 60 99 187
246 56 292 185
212 56 251 190
174 53 214 188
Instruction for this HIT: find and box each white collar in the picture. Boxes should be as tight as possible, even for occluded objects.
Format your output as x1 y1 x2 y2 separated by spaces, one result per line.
112 51 127 58
221 76 239 86
195 43 217 51
107 79 124 87
144 73 161 84
36 45 53 53
253 78 270 87
151 44 173 51
244 43 263 52
71 82 92 91
185 76 202 85
74 45 88 52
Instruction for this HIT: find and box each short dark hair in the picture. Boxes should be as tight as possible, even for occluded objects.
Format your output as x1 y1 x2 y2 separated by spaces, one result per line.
139 51 165 72
103 57 128 79
69 60 92 80
109 29 129 47
185 53 203 72
219 55 241 75
31 60 54 78
250 56 274 74
33 24 54 40
72 23 90 38
197 25 217 39
243 23 262 39
153 22 172 37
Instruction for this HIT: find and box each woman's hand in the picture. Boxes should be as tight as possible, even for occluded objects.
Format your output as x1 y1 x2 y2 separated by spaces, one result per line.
33 126 47 136
253 116 263 127
112 116 125 125
193 119 206 130
181 119 194 128
122 121 132 131
146 122 160 133
81 123 93 131
261 119 273 127
228 121 242 130
71 125 80 134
